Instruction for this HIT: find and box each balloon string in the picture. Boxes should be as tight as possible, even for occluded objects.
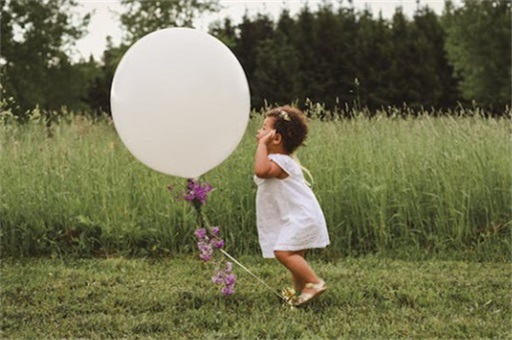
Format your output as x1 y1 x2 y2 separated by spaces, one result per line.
218 249 285 300
200 211 285 300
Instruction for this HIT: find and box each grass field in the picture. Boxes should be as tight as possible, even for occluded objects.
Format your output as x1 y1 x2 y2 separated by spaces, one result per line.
1 107 511 338
1 108 510 259
1 256 510 338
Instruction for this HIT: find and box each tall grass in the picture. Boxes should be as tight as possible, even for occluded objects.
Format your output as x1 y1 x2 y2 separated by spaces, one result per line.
1 109 510 259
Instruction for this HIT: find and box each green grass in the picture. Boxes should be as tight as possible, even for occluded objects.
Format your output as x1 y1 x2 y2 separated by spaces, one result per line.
1 256 510 338
0 109 511 259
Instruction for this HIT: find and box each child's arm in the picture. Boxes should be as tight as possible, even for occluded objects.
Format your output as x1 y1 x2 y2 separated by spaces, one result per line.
254 130 286 179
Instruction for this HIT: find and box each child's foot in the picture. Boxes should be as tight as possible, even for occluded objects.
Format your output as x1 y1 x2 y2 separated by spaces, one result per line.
295 280 327 306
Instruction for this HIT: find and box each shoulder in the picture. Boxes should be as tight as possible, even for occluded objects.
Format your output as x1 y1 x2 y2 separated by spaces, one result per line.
268 153 293 166
268 154 300 176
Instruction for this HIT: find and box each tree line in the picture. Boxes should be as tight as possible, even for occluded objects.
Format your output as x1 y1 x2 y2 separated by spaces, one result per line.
1 0 510 119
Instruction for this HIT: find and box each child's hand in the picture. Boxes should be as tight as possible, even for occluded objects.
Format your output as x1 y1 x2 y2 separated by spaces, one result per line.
257 129 276 145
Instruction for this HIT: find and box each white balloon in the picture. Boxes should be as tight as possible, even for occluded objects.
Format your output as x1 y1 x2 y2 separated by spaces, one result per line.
110 28 250 178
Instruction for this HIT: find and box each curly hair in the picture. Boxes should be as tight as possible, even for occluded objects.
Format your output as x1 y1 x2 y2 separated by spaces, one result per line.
266 106 308 154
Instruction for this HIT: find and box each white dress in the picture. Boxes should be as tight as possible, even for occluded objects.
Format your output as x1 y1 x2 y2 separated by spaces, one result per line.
254 153 330 258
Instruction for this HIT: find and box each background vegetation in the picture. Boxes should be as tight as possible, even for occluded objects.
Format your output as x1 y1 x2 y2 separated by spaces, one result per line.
1 0 510 117
1 105 510 260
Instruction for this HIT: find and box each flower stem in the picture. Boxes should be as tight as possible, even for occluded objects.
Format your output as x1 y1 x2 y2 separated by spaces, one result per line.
200 211 211 230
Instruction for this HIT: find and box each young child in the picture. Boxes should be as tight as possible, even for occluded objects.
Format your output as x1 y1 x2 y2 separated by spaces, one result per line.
254 105 330 306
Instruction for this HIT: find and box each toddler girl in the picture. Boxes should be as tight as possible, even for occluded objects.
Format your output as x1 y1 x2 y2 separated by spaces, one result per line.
254 105 330 306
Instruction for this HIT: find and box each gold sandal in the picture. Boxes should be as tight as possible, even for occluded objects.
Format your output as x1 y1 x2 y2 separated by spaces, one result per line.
295 280 327 306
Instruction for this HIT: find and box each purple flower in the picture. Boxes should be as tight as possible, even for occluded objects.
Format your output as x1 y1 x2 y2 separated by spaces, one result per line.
183 179 213 207
197 240 209 251
194 228 207 239
212 238 225 249
210 262 236 296
212 272 224 284
197 240 213 262
224 273 236 285
221 285 235 296
199 252 213 262
211 226 220 235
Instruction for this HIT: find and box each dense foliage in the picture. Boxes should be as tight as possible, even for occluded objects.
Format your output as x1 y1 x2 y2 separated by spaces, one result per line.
0 0 92 114
0 0 510 118
1 107 510 260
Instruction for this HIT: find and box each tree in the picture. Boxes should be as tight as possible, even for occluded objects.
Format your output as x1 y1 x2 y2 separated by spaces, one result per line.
321 4 358 107
442 0 511 110
385 9 425 108
86 38 129 114
233 13 275 108
252 32 301 107
119 0 220 44
413 6 459 109
287 4 328 106
353 10 393 108
209 18 238 50
0 0 90 116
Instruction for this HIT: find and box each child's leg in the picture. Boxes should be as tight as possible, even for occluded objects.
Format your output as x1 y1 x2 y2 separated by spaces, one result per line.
292 273 306 292
274 250 321 292
291 250 307 291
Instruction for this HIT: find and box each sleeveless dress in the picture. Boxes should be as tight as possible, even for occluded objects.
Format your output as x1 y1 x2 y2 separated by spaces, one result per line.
254 153 330 258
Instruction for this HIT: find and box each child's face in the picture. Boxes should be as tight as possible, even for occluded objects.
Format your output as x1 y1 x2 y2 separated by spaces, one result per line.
256 117 276 143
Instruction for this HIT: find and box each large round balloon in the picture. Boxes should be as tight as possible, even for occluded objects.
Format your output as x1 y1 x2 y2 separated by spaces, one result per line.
110 27 250 178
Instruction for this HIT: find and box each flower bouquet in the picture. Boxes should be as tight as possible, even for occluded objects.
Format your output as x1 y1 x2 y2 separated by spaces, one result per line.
170 179 236 295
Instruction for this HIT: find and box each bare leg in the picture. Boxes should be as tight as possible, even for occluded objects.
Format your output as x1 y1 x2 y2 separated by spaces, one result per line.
291 250 307 291
274 250 321 293
292 272 306 292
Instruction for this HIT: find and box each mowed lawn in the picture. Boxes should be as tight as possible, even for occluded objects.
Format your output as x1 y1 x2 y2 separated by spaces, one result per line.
1 256 510 339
